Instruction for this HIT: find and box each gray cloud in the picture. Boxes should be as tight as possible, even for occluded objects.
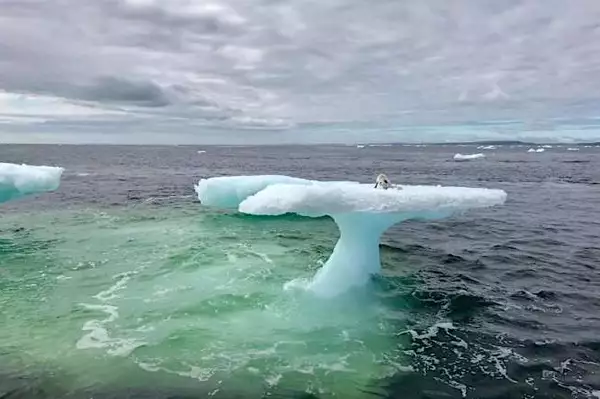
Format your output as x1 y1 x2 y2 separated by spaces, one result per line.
1 0 600 142
73 77 172 107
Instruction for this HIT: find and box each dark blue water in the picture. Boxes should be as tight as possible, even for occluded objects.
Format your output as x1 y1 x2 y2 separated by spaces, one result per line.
2 143 600 398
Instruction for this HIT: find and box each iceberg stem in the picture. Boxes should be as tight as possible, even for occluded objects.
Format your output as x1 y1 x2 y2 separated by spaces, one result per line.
307 213 402 297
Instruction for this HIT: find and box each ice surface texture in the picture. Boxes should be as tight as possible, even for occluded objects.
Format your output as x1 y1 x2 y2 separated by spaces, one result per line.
0 163 63 204
196 175 507 297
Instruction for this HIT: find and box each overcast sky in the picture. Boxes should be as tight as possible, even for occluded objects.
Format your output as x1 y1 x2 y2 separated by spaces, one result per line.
1 0 600 144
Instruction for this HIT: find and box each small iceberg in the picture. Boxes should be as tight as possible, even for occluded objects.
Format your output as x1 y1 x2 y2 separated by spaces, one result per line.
567 148 580 151
197 150 206 154
0 162 64 204
453 153 485 161
527 148 545 153
195 175 506 297
477 145 496 150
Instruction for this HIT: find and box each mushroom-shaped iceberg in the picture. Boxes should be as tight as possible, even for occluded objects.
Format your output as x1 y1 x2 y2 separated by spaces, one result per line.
195 176 507 297
0 162 64 204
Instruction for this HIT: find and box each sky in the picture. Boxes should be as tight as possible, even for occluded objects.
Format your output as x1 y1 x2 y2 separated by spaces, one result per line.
1 0 600 144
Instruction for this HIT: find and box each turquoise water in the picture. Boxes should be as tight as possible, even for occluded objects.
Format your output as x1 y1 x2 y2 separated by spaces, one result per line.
1 203 412 398
4 143 600 398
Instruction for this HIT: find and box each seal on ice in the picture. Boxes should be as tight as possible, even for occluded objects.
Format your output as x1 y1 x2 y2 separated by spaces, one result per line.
374 173 391 190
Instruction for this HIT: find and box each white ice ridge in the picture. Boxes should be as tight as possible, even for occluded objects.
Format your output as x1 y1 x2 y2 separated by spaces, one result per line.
195 175 314 208
453 153 485 161
0 162 64 204
195 175 507 297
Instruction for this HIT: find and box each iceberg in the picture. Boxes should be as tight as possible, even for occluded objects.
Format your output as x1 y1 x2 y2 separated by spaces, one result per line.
477 145 497 150
453 153 485 161
527 148 545 153
0 162 64 204
195 175 313 208
196 175 506 297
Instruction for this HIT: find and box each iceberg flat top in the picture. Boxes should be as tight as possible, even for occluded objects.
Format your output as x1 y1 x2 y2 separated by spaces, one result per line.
0 162 64 203
194 175 313 208
194 175 361 209
239 182 506 217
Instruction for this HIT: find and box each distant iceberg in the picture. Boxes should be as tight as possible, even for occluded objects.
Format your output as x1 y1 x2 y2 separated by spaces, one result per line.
527 148 545 153
477 145 496 150
453 153 485 161
0 162 63 204
195 175 506 297
567 147 580 151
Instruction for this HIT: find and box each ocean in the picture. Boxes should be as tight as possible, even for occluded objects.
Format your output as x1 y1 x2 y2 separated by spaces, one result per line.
1 143 599 399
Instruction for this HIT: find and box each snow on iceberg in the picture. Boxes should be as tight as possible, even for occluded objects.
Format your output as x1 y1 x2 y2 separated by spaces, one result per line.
196 175 507 298
194 175 313 208
453 153 485 161
0 162 64 203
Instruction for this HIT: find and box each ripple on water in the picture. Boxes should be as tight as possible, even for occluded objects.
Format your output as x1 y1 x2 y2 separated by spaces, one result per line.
44 207 411 397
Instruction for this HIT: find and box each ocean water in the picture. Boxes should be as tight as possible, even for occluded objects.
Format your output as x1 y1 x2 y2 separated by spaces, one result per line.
1 143 600 399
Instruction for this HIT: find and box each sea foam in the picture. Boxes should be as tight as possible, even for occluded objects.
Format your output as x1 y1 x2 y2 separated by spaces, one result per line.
196 175 506 297
0 162 64 203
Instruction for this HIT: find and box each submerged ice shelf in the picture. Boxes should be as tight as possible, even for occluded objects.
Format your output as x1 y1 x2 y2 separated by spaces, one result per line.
195 175 507 297
0 162 64 204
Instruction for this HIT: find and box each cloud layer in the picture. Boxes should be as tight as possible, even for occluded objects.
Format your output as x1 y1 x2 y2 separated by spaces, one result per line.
2 0 600 143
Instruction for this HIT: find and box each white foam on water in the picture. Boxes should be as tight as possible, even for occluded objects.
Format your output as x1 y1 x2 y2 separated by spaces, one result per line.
77 268 147 357
400 321 456 340
397 319 551 396
265 373 282 387
76 303 144 356
135 361 217 382
93 272 134 301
